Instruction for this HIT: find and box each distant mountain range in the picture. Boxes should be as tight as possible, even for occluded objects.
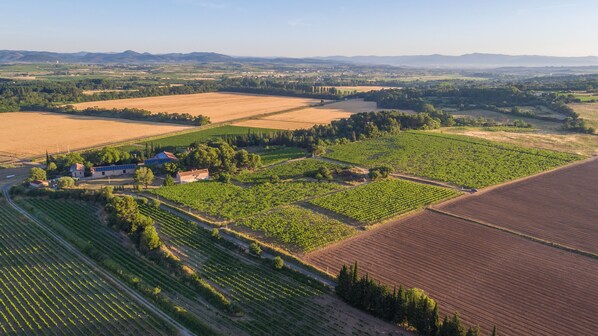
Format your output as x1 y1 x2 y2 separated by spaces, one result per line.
1 50 598 68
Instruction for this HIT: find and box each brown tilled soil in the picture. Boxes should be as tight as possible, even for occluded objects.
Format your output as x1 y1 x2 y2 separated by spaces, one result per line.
304 210 598 335
437 158 598 254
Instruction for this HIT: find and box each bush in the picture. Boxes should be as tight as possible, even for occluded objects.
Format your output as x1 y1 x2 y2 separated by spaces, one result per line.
249 242 262 256
28 167 47 182
150 198 161 208
57 176 75 189
211 228 220 239
273 256 284 270
163 174 175 186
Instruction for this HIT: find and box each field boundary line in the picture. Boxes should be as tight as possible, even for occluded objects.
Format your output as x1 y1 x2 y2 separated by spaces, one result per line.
2 185 195 336
427 208 598 260
434 155 598 209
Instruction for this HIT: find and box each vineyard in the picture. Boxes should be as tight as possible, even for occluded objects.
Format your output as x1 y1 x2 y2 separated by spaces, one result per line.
309 178 459 224
19 198 223 335
235 158 345 183
325 131 582 188
0 200 174 335
234 205 357 252
139 204 400 335
153 181 345 220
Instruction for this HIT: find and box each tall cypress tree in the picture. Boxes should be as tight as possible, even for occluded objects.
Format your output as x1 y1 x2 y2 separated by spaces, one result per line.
490 326 497 336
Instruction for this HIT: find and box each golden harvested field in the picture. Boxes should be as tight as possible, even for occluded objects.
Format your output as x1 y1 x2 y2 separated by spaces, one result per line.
433 128 598 156
324 86 394 93
233 99 385 130
72 92 320 123
569 102 598 133
0 112 190 158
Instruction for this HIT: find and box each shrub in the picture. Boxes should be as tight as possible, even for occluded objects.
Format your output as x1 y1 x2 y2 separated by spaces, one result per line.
249 242 262 256
57 176 75 189
273 256 284 270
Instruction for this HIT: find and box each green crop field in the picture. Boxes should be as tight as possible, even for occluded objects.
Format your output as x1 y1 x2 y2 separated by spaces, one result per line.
142 125 278 148
255 146 306 166
309 178 459 224
236 158 345 183
20 198 219 335
324 131 582 188
235 205 356 252
153 181 344 220
138 204 392 335
0 200 173 335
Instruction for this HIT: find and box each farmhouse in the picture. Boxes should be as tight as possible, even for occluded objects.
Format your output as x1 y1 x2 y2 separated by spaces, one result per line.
176 169 209 184
91 164 138 179
69 163 85 178
144 151 178 166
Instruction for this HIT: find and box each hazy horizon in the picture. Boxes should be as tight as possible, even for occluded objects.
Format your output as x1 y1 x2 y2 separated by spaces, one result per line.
2 0 597 57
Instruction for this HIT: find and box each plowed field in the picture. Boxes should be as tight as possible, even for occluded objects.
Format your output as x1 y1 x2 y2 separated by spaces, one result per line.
305 210 598 335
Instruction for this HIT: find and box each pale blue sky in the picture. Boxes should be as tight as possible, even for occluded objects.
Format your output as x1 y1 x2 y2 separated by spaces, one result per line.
1 0 596 57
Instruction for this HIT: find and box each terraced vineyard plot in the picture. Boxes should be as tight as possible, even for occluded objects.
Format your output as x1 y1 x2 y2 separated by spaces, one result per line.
305 210 598 336
309 178 459 224
325 131 582 188
20 198 223 335
235 206 357 252
140 205 401 336
0 201 173 335
153 181 344 220
235 158 345 183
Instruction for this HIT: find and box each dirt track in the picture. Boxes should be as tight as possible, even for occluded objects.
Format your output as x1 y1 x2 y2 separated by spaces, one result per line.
305 210 598 336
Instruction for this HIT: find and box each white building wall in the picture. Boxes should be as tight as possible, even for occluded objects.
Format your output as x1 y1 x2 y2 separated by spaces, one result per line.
91 168 134 179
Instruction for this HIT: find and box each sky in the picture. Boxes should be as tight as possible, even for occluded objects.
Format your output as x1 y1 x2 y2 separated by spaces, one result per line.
1 0 597 57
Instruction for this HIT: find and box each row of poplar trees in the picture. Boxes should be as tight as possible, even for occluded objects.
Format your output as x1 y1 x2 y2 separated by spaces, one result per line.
336 262 496 336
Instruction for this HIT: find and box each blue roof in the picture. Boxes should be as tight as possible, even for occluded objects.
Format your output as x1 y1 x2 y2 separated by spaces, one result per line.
93 164 138 172
144 158 173 165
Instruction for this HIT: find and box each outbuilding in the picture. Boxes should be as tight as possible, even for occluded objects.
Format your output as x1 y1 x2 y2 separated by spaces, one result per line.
144 151 178 166
90 164 138 179
175 169 209 184
69 163 85 178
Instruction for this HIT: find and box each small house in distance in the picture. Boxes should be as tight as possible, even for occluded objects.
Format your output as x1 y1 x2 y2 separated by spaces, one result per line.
176 169 209 184
91 164 138 179
69 163 85 178
144 151 178 166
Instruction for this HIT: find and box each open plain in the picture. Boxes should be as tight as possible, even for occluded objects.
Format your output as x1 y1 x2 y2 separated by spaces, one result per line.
0 112 190 158
73 92 320 123
233 99 385 129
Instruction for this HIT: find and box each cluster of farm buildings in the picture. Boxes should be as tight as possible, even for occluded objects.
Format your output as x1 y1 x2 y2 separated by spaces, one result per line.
69 151 209 184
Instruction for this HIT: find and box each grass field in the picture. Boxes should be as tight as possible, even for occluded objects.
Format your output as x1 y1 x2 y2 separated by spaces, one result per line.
133 125 279 148
309 178 459 224
72 92 320 122
569 102 598 133
432 127 598 156
0 200 173 335
452 109 563 130
254 146 306 166
153 181 345 220
233 99 384 130
325 131 582 188
235 205 357 252
0 112 190 158
235 158 345 183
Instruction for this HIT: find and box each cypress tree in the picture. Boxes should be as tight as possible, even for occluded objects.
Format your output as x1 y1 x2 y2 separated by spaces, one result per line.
465 325 480 336
431 302 440 336
45 150 50 166
352 261 359 287
490 326 497 336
